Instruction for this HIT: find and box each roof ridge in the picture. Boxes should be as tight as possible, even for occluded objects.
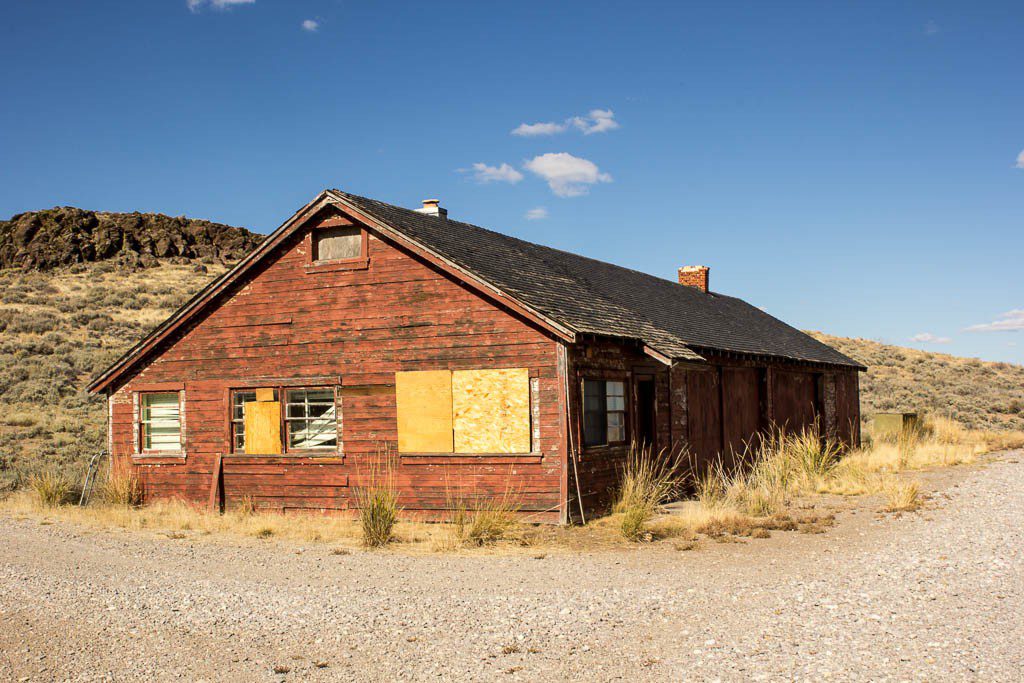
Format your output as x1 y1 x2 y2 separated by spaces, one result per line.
331 189 688 287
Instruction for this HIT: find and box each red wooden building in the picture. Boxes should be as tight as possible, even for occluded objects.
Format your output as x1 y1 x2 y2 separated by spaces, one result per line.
88 189 863 523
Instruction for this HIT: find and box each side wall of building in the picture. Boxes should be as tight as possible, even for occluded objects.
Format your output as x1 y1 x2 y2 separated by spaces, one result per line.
568 341 861 518
107 207 567 521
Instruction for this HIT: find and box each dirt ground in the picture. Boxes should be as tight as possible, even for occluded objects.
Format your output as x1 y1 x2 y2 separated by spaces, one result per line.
1 453 1022 682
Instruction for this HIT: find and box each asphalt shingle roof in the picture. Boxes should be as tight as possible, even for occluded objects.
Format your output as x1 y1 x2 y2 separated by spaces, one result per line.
331 191 862 369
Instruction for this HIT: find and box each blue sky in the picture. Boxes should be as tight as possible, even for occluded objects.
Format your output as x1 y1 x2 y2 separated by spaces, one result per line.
2 1 1022 363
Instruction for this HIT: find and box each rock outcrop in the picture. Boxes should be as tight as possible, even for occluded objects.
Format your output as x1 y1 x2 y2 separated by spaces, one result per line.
0 206 263 270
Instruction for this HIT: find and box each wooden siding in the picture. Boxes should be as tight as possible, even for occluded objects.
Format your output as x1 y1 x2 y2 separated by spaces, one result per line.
686 367 723 471
108 207 565 522
567 344 860 518
721 366 763 464
566 340 670 518
771 369 821 434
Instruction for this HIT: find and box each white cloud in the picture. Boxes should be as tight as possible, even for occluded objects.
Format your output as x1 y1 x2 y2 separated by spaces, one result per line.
571 109 620 135
511 121 569 137
525 207 548 221
188 0 255 12
511 109 619 137
302 19 319 32
910 332 951 344
523 152 612 197
965 309 1024 333
469 162 523 184
1016 149 1024 169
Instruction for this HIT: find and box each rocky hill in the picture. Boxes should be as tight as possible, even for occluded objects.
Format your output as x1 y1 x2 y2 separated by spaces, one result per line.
0 206 261 270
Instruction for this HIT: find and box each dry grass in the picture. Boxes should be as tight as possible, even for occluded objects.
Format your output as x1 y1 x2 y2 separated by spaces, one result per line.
611 443 687 540
2 411 1017 554
438 474 523 550
883 479 923 512
26 470 75 508
352 449 400 548
95 465 144 507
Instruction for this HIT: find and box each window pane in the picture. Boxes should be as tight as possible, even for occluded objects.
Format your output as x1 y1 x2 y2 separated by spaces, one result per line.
285 387 337 449
305 389 334 403
582 380 608 447
607 381 625 397
315 226 361 261
608 423 626 443
141 393 180 451
607 395 625 411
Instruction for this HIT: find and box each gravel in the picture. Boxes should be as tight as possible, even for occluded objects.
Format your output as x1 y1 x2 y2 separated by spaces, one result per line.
1 453 1022 682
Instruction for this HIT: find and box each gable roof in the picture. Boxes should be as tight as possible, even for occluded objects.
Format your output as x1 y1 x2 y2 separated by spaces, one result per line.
88 189 861 393
331 191 862 369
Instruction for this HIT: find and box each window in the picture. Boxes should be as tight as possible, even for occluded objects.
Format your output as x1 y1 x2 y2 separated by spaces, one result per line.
140 392 181 451
314 226 362 261
582 379 626 447
394 368 531 454
285 388 338 449
231 389 278 452
230 387 337 454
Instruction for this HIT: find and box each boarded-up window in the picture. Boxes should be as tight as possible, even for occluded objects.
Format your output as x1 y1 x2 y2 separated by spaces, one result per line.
244 399 282 455
395 370 454 453
233 387 337 454
314 226 362 261
140 392 181 451
395 368 532 454
452 369 530 454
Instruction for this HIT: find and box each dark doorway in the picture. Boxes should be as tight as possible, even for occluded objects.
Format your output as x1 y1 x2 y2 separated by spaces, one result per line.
635 376 657 450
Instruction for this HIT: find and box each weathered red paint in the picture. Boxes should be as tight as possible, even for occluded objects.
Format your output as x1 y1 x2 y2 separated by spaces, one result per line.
100 201 862 523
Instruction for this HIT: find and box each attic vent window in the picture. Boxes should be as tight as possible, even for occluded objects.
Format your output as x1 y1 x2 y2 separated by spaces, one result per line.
315 225 363 261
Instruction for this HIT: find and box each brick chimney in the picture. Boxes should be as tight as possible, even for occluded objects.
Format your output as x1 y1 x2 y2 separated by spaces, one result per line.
415 198 447 219
677 265 709 293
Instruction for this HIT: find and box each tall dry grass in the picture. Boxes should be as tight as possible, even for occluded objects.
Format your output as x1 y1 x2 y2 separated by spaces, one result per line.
352 448 400 548
611 443 687 540
96 464 144 507
27 470 75 508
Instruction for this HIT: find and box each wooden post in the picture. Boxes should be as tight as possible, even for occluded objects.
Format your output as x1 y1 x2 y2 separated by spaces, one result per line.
208 454 223 513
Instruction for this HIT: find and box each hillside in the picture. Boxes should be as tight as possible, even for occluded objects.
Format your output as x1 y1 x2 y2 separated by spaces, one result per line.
809 332 1024 431
1 206 1022 486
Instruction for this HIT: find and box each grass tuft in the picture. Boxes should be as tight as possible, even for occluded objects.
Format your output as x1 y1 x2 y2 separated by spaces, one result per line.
96 465 143 507
612 443 687 540
27 470 75 508
883 479 923 512
353 445 400 548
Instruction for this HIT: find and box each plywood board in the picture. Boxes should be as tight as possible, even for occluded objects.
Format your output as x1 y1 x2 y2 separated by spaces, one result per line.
244 401 281 454
395 370 454 453
255 388 276 402
453 368 530 454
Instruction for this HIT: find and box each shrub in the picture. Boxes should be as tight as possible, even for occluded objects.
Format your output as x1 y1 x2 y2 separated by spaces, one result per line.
27 470 75 508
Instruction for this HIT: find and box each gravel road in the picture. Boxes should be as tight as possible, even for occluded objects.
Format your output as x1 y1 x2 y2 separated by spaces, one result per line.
1 454 1022 682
